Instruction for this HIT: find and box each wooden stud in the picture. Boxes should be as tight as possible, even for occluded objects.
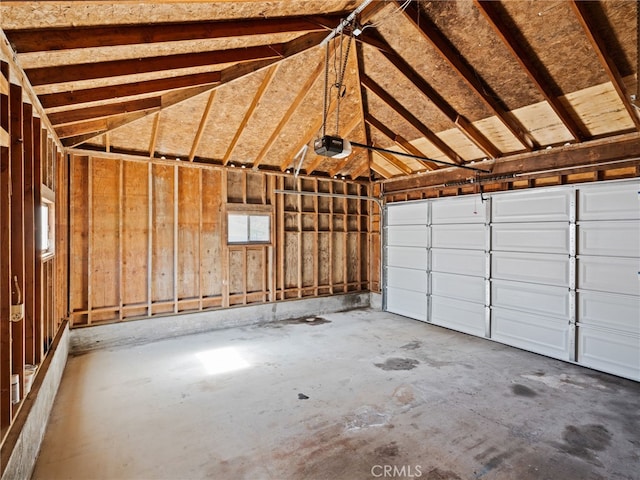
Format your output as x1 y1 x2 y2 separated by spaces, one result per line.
23 104 35 365
118 159 123 321
33 121 42 362
173 166 178 313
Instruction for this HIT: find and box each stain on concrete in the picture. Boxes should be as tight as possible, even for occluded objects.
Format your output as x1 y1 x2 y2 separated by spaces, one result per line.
374 441 399 458
263 316 331 328
400 340 422 350
511 384 538 397
392 384 416 405
474 449 520 478
555 424 612 462
344 406 390 430
419 354 474 370
424 467 462 480
375 358 420 371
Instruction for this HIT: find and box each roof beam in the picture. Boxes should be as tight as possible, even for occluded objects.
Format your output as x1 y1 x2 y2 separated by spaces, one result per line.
365 114 433 171
399 1 535 151
361 74 462 165
48 97 162 125
149 112 161 159
570 1 640 130
222 64 279 165
329 114 363 177
39 71 221 109
373 150 413 176
474 0 586 142
189 90 217 161
360 32 501 159
6 15 343 52
26 44 285 86
369 160 394 180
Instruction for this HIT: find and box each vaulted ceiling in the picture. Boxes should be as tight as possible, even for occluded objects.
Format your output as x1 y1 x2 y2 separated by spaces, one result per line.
1 0 638 183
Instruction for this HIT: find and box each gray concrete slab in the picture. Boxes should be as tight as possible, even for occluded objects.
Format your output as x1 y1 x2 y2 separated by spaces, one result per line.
32 309 639 480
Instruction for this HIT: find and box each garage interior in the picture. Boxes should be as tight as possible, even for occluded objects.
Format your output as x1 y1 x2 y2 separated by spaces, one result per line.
0 1 639 479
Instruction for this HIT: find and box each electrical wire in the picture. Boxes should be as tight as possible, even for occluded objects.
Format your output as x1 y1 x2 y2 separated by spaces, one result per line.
359 0 411 34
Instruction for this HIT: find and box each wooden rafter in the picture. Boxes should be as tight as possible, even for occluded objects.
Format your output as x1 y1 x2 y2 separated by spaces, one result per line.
6 15 344 52
252 48 333 169
223 65 278 165
371 153 402 178
27 44 286 86
61 32 328 147
570 1 640 130
40 71 222 109
360 32 501 159
474 0 586 142
329 114 363 177
361 74 462 165
189 90 217 161
350 158 371 180
48 97 162 125
365 114 434 171
400 1 536 151
148 112 161 159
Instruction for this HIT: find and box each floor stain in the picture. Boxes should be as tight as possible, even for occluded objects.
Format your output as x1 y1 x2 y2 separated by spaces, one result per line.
374 441 399 458
392 384 415 405
424 467 462 480
554 424 612 463
400 340 422 350
263 316 331 328
474 449 520 478
375 357 420 371
511 384 538 397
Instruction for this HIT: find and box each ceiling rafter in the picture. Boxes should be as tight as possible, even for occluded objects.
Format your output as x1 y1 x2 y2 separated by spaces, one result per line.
40 71 222 109
570 0 640 130
61 32 329 148
48 97 162 125
349 156 371 180
399 0 536 151
149 112 161 159
474 0 587 142
373 149 413 176
360 32 501 159
5 14 345 52
252 47 335 169
361 73 462 165
369 160 394 179
329 114 364 177
351 41 373 178
26 44 285 86
189 90 217 161
365 113 435 171
222 64 279 165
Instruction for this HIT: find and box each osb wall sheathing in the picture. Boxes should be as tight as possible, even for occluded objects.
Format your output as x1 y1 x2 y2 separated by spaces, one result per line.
68 153 375 326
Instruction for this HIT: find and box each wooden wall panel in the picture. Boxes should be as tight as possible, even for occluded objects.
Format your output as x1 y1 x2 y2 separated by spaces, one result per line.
122 161 148 311
90 158 119 312
151 164 175 310
67 154 374 325
177 167 200 302
200 169 222 303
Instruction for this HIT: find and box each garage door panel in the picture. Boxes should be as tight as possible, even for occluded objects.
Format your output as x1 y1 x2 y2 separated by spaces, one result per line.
432 248 485 277
386 246 428 270
492 252 571 287
387 225 429 248
387 202 428 225
431 296 486 337
492 223 570 254
491 308 570 360
386 287 427 321
578 291 640 334
492 190 572 223
492 280 570 319
431 196 486 224
432 224 486 250
578 221 640 257
578 256 640 296
578 182 640 221
578 326 640 381
387 266 427 293
432 272 485 304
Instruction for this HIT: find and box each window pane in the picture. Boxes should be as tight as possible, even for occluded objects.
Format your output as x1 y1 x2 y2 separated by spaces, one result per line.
40 205 49 251
228 214 248 243
249 215 270 242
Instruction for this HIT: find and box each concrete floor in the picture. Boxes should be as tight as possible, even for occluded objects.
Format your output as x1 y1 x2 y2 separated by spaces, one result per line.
32 309 639 480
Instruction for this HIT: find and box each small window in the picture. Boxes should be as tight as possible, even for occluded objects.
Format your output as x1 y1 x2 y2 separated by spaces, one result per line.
39 200 55 258
228 213 270 244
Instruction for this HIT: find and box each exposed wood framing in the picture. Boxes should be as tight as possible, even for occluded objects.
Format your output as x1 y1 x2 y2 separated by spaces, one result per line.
365 114 419 173
400 1 536 151
148 112 161 159
570 0 640 130
189 90 217 161
48 97 162 126
223 65 279 165
474 0 586 142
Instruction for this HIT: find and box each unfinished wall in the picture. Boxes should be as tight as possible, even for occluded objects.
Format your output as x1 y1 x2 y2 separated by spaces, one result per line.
68 153 378 327
0 55 67 465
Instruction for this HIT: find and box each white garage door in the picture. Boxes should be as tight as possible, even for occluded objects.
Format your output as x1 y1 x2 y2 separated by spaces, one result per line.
383 180 640 381
385 202 429 321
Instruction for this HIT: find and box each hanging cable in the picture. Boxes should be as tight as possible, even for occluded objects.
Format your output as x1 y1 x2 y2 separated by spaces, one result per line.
335 32 353 135
322 41 330 137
